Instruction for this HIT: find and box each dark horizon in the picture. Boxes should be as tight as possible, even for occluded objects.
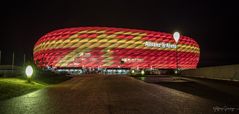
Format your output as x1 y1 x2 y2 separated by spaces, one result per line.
0 0 239 67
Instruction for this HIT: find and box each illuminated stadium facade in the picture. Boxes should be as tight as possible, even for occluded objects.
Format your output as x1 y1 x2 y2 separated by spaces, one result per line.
33 27 200 74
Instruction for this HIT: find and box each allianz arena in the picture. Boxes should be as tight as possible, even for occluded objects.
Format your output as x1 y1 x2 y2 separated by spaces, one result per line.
33 27 200 73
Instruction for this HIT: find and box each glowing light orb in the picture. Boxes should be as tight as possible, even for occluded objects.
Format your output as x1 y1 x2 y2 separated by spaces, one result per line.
141 70 145 75
25 65 33 78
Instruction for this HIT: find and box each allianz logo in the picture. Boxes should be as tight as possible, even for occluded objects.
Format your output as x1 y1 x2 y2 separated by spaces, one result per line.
144 41 176 49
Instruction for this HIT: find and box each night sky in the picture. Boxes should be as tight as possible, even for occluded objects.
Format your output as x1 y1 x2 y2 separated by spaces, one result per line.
0 0 238 67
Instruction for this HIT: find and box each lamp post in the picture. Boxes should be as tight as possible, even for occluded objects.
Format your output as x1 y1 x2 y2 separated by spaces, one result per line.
141 70 145 76
173 32 180 75
0 50 1 65
23 54 26 65
12 52 14 72
25 65 33 83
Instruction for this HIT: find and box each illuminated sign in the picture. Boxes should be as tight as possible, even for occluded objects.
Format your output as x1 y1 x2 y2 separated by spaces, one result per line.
144 41 176 49
121 58 143 63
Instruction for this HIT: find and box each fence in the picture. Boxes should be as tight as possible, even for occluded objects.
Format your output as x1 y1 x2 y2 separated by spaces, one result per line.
181 64 239 81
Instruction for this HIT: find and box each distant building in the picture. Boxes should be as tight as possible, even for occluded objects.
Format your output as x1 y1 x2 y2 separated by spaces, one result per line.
33 27 200 73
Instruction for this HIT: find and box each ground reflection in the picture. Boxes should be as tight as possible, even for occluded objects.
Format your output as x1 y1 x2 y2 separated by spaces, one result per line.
0 89 53 114
135 76 239 106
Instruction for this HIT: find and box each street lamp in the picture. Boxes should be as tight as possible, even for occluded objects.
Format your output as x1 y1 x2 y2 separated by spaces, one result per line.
25 65 33 83
141 70 145 76
173 32 180 75
131 69 135 75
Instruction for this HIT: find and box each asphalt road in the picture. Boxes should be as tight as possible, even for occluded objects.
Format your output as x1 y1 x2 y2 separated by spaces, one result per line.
0 75 238 114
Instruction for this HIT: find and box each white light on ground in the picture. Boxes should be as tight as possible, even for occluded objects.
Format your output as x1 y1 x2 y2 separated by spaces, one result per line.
25 65 33 78
173 32 180 43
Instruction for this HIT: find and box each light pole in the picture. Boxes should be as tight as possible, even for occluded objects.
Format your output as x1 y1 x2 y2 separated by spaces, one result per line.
0 50 1 65
12 52 14 72
141 70 145 76
173 32 180 75
23 54 26 65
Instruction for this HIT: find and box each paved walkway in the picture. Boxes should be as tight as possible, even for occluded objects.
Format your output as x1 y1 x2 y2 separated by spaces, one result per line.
0 75 221 114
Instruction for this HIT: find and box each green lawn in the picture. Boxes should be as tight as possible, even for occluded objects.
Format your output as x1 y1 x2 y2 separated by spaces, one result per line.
0 72 72 101
0 78 45 100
